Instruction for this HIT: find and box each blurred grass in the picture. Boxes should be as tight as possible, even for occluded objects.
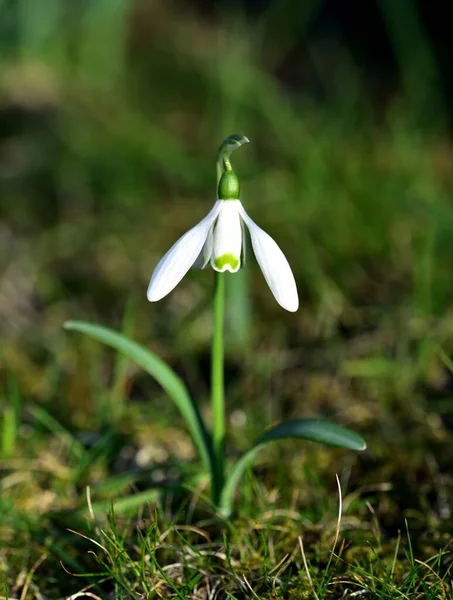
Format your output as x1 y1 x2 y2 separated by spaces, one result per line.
2 0 453 596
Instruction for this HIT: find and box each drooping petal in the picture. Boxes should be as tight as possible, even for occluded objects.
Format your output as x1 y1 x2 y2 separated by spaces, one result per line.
202 226 214 268
241 220 247 267
239 204 299 312
147 201 222 301
193 226 214 269
211 200 243 273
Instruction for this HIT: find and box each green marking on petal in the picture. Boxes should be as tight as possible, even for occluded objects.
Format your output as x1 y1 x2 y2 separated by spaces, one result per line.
213 253 240 272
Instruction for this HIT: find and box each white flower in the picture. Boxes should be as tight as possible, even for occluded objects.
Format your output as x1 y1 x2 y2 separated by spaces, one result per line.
147 199 299 312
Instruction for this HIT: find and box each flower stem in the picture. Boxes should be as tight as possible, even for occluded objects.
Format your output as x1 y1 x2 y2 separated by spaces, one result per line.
211 135 248 507
211 271 225 505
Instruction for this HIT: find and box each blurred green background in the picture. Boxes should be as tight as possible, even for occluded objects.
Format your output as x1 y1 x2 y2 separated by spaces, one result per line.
2 0 453 592
2 0 453 411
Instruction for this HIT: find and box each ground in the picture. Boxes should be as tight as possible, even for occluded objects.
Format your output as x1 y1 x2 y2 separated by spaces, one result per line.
1 1 453 597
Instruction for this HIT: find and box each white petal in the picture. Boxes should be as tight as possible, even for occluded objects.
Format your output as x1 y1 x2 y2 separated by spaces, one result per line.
211 201 242 273
202 227 214 268
239 204 299 312
241 220 246 267
147 201 222 301
193 227 214 269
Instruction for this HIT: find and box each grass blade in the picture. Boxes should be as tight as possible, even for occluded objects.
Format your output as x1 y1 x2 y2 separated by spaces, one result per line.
1 371 22 459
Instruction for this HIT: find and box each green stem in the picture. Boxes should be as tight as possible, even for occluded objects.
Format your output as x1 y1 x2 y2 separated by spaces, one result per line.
211 271 225 505
211 134 248 507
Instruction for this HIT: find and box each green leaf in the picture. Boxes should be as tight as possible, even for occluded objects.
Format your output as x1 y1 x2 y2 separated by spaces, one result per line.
255 419 367 450
220 419 366 516
64 321 212 471
83 488 160 517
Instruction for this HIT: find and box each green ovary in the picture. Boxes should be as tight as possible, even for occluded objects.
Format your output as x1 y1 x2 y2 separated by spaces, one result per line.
213 253 240 272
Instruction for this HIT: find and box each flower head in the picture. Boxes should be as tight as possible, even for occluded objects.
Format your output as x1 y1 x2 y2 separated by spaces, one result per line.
147 136 298 312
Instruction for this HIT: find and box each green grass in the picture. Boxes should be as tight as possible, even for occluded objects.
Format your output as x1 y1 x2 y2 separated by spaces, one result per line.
2 0 453 597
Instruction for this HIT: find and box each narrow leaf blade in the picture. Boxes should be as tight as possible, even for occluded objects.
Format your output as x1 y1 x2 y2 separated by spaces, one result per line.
64 321 211 471
256 419 367 451
220 419 366 516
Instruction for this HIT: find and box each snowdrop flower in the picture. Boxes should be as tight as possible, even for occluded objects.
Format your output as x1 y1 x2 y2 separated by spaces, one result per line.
147 141 298 312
